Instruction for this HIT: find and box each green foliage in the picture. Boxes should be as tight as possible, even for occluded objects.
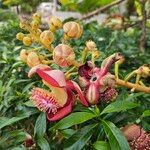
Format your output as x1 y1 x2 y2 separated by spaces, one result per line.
93 141 110 150
50 112 97 130
64 124 97 150
0 12 150 149
102 120 130 150
60 0 113 13
2 0 49 13
34 112 47 137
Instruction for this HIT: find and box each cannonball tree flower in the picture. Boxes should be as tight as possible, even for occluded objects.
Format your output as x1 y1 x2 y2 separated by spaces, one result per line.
121 124 150 150
29 65 88 121
78 53 123 104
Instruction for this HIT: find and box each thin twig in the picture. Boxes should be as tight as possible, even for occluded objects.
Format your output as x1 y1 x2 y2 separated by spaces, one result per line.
80 0 126 20
139 1 147 53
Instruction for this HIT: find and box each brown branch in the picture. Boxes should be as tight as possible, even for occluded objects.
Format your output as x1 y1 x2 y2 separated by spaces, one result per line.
80 0 126 20
116 78 150 94
139 1 147 53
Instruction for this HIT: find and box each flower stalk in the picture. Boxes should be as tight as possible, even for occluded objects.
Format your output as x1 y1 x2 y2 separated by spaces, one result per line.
116 77 150 93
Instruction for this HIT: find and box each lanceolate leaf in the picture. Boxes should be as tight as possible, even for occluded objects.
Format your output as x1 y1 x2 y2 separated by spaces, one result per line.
37 136 51 150
0 108 38 129
100 100 139 115
50 112 97 130
93 141 110 150
142 110 150 117
102 120 130 150
64 124 98 150
34 112 46 137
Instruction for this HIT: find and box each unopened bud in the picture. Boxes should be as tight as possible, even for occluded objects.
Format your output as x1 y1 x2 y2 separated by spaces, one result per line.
16 32 24 41
53 44 75 67
86 40 96 50
63 21 83 39
27 51 41 67
20 49 28 62
40 30 54 46
23 36 32 46
24 134 34 148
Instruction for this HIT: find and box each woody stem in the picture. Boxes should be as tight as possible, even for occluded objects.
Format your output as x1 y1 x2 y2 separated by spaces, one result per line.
115 77 150 94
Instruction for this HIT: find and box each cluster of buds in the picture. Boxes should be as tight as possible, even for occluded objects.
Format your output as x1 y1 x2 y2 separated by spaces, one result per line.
121 124 150 150
17 13 83 68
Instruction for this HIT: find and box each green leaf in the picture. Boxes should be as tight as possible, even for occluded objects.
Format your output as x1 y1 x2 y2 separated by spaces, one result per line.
60 129 76 139
0 109 38 129
50 112 97 130
22 82 35 93
34 113 46 137
37 137 51 150
64 124 98 150
102 120 130 150
100 100 139 115
24 100 35 107
93 141 110 150
142 110 150 117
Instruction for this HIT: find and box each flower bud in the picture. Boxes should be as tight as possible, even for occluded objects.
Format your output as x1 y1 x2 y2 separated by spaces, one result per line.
40 30 54 46
16 32 24 41
99 73 116 87
20 49 28 62
19 21 26 29
23 36 32 46
93 50 100 59
27 51 41 67
24 134 34 148
31 20 40 30
53 44 75 67
121 124 150 150
86 83 100 104
78 76 89 88
138 65 150 78
49 16 62 31
63 21 83 39
86 40 96 50
32 13 41 22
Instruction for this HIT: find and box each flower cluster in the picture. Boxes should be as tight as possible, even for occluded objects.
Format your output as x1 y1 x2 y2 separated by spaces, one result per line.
16 13 150 123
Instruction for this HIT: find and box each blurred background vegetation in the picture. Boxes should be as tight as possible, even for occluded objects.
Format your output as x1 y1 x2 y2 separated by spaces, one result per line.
0 0 150 149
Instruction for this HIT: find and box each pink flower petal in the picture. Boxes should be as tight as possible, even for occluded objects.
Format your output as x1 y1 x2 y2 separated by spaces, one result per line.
28 64 50 78
66 80 88 106
86 83 100 104
36 69 66 87
47 89 74 121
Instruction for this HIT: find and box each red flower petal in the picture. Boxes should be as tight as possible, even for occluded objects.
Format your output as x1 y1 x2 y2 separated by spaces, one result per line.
36 69 66 87
28 64 50 78
66 80 89 106
47 89 74 121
